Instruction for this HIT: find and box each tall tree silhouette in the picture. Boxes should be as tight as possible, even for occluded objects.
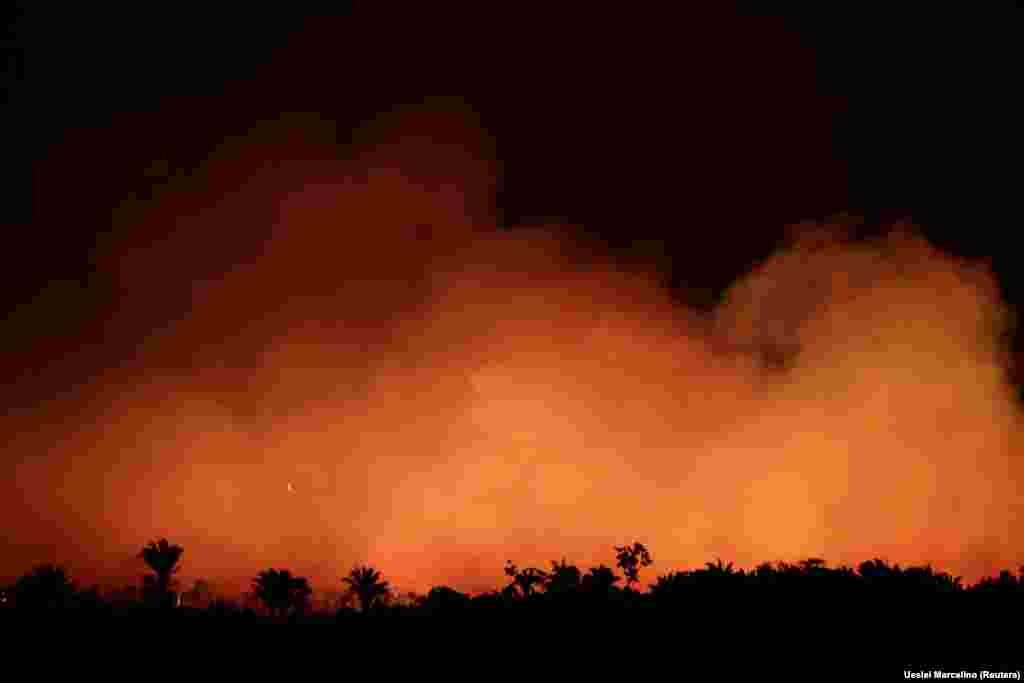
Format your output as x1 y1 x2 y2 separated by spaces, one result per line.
253 569 312 619
138 538 183 607
614 542 653 590
342 565 390 613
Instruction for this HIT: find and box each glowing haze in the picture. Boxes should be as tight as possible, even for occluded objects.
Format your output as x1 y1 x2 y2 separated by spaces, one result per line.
5 105 1021 594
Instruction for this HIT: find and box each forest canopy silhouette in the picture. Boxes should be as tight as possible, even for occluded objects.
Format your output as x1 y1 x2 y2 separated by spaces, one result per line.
3 539 1023 620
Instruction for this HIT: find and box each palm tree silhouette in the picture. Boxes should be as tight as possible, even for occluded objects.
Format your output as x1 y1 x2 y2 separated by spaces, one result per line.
343 565 390 613
614 542 653 590
705 557 735 576
138 538 184 607
253 569 312 619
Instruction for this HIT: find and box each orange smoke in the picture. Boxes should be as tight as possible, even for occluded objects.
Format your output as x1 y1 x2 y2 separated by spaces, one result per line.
4 103 1021 594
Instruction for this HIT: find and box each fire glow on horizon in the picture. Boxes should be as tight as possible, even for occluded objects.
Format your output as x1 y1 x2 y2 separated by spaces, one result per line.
4 105 1021 594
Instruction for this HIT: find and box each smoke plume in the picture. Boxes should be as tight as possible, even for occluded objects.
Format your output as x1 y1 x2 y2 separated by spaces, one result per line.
5 103 1021 593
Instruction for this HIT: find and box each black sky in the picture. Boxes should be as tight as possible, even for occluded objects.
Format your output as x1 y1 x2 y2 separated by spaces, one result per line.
2 4 1022 396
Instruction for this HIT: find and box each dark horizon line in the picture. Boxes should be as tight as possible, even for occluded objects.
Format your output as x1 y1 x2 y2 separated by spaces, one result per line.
6 552 1022 595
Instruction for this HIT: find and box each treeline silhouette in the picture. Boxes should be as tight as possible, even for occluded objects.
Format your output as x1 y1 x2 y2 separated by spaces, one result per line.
2 539 1022 620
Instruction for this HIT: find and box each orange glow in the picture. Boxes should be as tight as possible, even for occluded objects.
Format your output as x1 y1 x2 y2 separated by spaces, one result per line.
3 104 1021 595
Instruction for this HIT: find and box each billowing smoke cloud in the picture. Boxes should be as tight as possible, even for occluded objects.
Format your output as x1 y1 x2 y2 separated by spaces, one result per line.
6 103 1021 594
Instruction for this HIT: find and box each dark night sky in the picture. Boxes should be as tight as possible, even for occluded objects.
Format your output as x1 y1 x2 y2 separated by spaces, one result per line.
4 5 1021 306
1 4 1022 588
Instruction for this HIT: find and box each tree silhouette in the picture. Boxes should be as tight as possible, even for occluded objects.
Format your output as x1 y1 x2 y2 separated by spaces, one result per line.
504 560 548 599
650 570 688 602
799 557 827 573
969 569 1022 594
138 538 183 607
752 562 777 583
581 565 621 594
857 558 894 580
342 565 390 613
422 586 471 613
13 564 77 609
614 542 653 590
253 569 312 619
545 558 582 595
705 557 735 575
11 540 1024 620
470 591 506 611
